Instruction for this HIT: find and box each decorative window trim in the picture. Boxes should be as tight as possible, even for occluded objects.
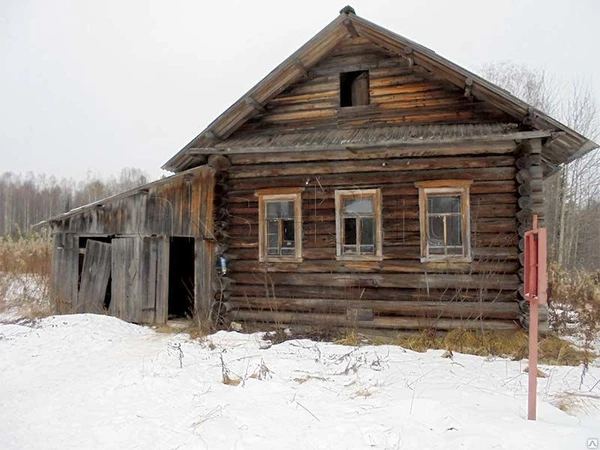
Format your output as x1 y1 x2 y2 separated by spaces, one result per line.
415 180 472 263
257 190 303 262
334 188 383 261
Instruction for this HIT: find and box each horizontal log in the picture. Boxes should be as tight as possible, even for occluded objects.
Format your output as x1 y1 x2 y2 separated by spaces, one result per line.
231 310 519 331
232 272 519 290
230 297 520 320
228 283 517 303
229 143 516 165
228 156 515 179
229 259 518 274
229 167 517 190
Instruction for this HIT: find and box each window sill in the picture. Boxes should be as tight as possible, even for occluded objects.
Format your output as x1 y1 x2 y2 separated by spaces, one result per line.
336 255 384 262
420 256 472 264
259 257 303 264
337 105 374 115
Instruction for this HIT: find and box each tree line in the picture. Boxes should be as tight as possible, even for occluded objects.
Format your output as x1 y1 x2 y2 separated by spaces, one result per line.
0 168 151 237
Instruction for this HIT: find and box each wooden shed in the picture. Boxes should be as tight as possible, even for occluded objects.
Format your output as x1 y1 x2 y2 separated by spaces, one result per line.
46 166 217 325
46 7 598 332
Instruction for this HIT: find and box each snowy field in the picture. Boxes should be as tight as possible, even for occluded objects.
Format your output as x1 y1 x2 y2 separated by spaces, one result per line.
1 314 599 450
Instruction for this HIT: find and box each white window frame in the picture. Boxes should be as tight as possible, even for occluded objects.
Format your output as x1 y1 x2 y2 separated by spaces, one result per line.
335 188 383 261
416 180 472 263
257 189 303 262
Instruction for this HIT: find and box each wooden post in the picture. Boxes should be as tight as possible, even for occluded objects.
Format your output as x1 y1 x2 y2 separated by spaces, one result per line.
524 214 547 421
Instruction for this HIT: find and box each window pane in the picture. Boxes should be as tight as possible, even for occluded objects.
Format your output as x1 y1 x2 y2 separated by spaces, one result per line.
360 245 375 254
282 220 295 248
267 220 279 254
344 218 357 245
446 215 462 246
428 196 460 214
427 215 445 248
360 217 375 246
343 197 374 215
267 201 294 219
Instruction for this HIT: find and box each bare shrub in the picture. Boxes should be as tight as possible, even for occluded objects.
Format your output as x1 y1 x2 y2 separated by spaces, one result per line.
548 263 600 372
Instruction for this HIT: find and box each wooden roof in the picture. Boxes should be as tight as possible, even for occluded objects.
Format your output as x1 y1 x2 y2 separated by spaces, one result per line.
191 124 551 155
162 7 598 174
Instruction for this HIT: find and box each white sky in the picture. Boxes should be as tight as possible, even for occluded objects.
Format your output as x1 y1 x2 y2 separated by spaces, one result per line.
1 0 598 180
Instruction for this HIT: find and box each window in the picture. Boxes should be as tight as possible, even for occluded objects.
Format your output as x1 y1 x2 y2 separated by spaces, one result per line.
257 189 302 261
335 189 382 259
416 180 472 262
340 70 369 107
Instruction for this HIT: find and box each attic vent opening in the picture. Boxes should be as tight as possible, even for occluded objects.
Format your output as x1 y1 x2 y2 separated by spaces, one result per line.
340 70 369 107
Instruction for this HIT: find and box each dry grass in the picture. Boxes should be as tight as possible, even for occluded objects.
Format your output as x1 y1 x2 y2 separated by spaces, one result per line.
0 232 53 322
153 320 207 340
330 327 591 366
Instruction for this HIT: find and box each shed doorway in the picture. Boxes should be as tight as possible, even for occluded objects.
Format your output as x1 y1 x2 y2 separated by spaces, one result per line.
168 237 195 319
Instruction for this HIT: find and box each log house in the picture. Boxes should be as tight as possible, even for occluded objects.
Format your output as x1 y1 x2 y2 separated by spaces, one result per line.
43 7 598 333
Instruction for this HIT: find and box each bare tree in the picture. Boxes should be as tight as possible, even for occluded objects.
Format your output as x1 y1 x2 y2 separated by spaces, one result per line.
480 63 600 270
0 168 152 237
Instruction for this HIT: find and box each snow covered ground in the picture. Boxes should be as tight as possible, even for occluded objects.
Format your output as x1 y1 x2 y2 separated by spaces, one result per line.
1 314 599 450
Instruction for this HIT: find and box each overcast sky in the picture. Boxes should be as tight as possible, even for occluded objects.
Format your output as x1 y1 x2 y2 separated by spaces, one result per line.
1 0 598 181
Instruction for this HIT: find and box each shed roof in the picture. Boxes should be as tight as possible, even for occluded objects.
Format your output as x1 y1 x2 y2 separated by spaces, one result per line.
162 7 598 174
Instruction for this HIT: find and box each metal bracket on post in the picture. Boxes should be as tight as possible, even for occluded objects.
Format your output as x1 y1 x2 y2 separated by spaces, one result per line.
524 214 547 421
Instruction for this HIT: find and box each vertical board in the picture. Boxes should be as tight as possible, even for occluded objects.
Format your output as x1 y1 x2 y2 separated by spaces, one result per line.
193 167 216 327
140 236 170 324
51 233 79 314
77 240 112 313
141 237 157 324
110 237 142 322
155 236 170 325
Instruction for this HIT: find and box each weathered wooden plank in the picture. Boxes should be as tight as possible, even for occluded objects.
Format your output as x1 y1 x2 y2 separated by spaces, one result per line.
155 236 170 325
51 233 79 314
194 167 216 329
76 240 111 314
110 237 142 323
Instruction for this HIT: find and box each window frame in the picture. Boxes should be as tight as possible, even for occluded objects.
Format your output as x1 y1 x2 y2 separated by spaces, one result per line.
257 188 303 262
415 180 472 263
335 188 383 261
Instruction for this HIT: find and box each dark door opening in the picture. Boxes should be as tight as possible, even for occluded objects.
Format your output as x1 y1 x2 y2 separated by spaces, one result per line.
168 237 195 319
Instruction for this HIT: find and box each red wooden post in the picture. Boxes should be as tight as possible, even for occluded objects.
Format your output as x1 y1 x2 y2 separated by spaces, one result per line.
524 215 547 421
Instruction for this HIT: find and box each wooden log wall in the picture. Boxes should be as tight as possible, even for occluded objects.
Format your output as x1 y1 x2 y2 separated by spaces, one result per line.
223 143 524 332
237 36 513 135
515 138 548 328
